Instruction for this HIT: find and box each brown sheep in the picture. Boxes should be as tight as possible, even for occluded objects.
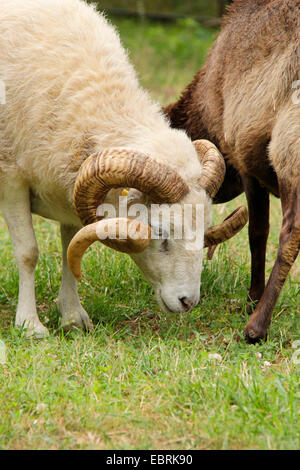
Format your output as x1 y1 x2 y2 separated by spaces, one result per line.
165 0 300 343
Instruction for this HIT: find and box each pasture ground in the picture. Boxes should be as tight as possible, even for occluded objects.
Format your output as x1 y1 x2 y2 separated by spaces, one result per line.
0 18 299 450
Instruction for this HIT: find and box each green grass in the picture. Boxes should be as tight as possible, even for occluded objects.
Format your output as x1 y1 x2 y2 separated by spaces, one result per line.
0 18 299 450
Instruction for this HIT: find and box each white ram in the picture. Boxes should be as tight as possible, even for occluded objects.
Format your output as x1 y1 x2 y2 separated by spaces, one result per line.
0 0 247 337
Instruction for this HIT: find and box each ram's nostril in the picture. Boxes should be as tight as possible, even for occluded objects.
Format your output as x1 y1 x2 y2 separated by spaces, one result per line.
179 297 193 311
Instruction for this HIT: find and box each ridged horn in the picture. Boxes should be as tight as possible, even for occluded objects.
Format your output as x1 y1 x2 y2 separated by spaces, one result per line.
193 139 226 198
204 206 249 259
74 148 189 226
68 218 152 281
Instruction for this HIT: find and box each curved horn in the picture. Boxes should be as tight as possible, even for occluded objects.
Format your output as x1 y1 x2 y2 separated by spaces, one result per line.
74 148 189 226
68 218 152 281
204 206 248 259
193 139 226 199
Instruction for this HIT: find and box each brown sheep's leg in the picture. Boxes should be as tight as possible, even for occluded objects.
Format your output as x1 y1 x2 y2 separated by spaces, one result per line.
243 176 270 315
244 181 300 343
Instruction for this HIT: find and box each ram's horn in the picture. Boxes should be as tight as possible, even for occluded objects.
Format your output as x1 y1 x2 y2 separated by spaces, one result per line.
68 218 152 281
193 139 226 199
74 148 189 226
204 206 249 259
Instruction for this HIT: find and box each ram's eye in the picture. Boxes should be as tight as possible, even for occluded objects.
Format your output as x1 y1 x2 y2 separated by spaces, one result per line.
160 239 169 252
150 225 169 239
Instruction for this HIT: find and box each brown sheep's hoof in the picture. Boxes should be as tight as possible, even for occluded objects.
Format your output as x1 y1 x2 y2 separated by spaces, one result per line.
244 325 267 344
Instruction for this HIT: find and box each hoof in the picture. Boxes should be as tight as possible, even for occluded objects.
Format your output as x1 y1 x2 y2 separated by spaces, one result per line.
16 321 49 339
61 309 93 332
62 319 94 332
244 324 267 344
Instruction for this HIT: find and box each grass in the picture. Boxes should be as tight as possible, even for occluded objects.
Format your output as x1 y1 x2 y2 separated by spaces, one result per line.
0 17 299 450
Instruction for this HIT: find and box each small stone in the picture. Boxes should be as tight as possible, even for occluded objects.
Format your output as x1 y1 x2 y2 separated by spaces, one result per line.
263 361 272 368
208 353 222 362
34 403 48 414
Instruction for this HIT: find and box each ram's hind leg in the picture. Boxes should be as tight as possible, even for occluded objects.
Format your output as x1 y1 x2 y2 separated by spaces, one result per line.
1 179 49 338
58 224 93 331
244 180 300 343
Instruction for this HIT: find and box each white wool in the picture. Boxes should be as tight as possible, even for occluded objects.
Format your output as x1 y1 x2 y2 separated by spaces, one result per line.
0 0 206 220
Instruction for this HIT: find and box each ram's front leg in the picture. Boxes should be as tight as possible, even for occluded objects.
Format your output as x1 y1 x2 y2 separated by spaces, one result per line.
1 181 48 338
58 224 93 331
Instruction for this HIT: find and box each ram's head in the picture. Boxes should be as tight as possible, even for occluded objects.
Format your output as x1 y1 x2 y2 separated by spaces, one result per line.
68 140 248 313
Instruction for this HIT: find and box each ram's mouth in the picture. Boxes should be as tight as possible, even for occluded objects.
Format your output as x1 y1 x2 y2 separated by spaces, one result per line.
161 298 174 314
156 290 178 314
